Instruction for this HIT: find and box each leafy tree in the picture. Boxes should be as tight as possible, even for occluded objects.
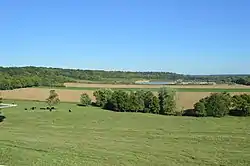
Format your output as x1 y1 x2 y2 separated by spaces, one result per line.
129 92 144 112
158 88 176 115
148 96 160 114
221 92 232 111
143 91 155 113
80 93 91 106
204 93 230 117
106 90 130 112
93 89 113 107
230 94 250 116
194 101 206 117
46 90 60 109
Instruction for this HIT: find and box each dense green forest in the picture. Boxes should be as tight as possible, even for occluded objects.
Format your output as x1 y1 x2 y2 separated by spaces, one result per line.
0 66 249 90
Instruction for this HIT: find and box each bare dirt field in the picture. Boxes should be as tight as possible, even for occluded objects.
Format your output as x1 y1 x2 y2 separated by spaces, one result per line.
64 82 250 89
2 88 250 109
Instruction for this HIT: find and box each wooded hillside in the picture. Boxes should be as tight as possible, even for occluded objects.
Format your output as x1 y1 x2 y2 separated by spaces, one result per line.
0 66 249 90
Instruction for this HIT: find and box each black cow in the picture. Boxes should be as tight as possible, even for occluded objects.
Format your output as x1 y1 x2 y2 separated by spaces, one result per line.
0 115 6 122
69 109 72 112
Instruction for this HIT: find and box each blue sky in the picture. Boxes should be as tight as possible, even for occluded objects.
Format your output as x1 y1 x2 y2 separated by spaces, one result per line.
0 0 249 74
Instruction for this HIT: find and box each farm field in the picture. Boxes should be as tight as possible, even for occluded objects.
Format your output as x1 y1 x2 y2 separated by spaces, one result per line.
45 86 250 92
0 100 250 166
64 82 250 89
2 86 250 109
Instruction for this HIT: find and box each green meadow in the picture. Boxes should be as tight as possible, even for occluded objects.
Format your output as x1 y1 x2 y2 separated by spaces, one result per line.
0 100 250 166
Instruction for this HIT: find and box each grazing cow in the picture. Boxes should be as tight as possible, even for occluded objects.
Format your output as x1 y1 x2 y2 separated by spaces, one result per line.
69 109 72 112
40 107 46 110
0 115 6 122
24 108 28 110
46 107 50 110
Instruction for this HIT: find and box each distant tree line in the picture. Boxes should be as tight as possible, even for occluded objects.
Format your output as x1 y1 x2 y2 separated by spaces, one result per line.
0 67 72 90
233 77 250 86
0 66 250 90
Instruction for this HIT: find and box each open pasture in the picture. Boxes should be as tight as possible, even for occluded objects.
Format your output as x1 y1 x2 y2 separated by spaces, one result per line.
0 100 250 166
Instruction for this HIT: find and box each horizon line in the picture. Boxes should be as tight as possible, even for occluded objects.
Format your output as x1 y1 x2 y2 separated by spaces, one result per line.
1 65 250 76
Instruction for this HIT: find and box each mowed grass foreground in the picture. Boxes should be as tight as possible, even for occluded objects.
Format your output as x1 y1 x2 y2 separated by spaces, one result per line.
0 101 250 166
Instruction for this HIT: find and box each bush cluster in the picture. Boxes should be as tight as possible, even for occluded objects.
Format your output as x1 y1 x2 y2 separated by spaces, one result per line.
193 92 250 117
92 88 177 115
79 93 92 106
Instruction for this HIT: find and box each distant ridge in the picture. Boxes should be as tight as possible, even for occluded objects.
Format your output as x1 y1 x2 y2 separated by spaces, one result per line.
0 66 250 90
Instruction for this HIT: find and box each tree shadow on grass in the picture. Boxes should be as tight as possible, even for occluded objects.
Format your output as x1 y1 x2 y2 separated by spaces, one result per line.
182 109 198 117
0 115 6 122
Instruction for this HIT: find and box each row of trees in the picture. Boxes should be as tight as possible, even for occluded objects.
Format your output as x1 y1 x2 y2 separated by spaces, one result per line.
81 88 178 115
80 89 250 118
193 93 250 117
1 66 249 90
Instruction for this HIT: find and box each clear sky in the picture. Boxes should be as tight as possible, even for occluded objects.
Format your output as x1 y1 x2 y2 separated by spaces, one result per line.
0 0 249 75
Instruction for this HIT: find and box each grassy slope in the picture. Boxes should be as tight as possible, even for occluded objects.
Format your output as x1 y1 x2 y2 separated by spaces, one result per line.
41 86 250 92
0 100 250 166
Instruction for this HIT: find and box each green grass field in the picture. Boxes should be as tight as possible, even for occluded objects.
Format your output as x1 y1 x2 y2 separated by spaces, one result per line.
41 86 250 92
1 100 250 166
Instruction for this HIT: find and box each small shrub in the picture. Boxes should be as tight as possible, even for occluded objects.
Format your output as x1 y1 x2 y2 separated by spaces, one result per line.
80 93 91 106
46 90 60 108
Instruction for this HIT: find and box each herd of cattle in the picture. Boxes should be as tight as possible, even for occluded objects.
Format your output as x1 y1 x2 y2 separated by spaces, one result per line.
24 107 72 112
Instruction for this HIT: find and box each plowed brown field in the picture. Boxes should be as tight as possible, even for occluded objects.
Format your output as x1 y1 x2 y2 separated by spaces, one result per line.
2 88 250 109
